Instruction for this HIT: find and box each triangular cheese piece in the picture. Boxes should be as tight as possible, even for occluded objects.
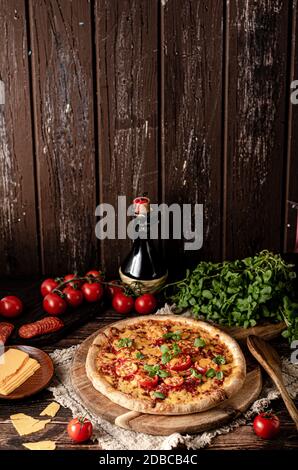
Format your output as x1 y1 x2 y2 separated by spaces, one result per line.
40 402 60 417
23 441 56 450
10 413 51 436
0 349 29 385
0 358 40 395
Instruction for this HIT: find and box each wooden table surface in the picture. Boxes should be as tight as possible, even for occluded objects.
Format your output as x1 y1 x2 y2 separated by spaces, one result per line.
0 296 297 451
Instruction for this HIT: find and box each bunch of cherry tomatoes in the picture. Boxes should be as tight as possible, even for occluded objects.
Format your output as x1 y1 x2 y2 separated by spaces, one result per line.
0 269 158 319
40 269 157 316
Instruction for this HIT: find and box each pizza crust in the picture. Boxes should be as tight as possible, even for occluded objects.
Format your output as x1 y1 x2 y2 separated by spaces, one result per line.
86 315 246 415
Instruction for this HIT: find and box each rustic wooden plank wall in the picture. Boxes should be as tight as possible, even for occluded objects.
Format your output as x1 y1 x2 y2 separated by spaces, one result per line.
0 0 297 278
95 0 159 276
0 0 39 276
162 0 223 275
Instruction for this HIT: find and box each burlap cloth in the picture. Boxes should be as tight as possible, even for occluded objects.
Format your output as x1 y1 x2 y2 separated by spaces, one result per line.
48 307 298 450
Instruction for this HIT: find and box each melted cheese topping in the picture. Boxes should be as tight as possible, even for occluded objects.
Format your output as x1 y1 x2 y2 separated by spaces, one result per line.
96 319 234 406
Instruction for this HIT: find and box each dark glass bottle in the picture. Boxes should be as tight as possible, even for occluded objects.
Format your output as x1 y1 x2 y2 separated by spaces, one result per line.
120 197 167 282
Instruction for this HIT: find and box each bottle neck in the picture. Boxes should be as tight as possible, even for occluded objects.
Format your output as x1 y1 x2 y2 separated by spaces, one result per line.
134 214 150 240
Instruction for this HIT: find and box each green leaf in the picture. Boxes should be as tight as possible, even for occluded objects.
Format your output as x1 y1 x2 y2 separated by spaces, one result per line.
161 352 172 365
160 344 169 354
143 364 158 377
153 391 165 399
117 338 133 348
158 369 169 378
194 337 206 348
212 355 226 365
206 368 216 378
136 351 144 360
202 290 213 300
190 368 203 379
163 331 182 341
172 342 181 356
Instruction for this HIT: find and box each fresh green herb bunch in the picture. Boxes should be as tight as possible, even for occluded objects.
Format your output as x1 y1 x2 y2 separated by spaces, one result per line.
166 251 298 342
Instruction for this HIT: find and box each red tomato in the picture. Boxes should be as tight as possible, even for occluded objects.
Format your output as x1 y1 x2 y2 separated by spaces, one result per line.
40 278 59 297
0 296 23 318
85 270 103 280
67 417 93 443
135 294 157 315
115 360 138 379
81 282 104 303
164 376 184 390
63 286 84 308
168 355 192 372
139 375 159 390
43 293 67 315
112 292 134 314
253 412 280 439
64 274 82 289
194 363 207 375
106 281 123 299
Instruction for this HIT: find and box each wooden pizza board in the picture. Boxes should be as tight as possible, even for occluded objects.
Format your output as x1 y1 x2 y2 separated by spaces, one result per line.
70 320 285 436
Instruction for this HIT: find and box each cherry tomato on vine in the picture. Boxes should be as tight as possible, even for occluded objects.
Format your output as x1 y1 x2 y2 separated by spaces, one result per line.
106 281 123 299
40 278 59 297
85 270 103 280
43 293 67 316
253 412 280 439
0 296 23 318
67 417 93 443
64 274 82 289
81 282 104 303
112 292 134 314
135 294 157 315
63 286 84 308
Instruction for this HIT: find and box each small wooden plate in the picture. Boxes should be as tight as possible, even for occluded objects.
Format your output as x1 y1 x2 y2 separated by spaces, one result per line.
0 345 54 400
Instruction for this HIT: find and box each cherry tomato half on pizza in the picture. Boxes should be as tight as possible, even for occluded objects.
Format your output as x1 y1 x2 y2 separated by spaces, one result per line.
168 355 192 372
138 375 159 390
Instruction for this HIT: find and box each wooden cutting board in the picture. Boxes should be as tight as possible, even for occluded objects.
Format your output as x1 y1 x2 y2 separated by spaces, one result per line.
0 280 105 346
70 320 283 436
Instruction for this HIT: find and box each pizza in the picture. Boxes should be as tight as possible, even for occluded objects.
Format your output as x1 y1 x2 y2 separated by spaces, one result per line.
86 315 246 415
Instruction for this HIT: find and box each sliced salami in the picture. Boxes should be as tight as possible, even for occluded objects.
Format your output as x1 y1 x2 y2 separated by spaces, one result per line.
0 322 14 345
19 317 64 339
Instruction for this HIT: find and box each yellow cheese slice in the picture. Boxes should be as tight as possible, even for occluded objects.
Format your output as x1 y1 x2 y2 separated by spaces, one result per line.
40 402 60 417
10 413 51 436
0 349 29 385
23 441 56 451
0 358 40 395
0 358 39 387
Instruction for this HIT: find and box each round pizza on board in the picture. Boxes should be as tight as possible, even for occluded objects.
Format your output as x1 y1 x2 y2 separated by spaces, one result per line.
86 315 246 415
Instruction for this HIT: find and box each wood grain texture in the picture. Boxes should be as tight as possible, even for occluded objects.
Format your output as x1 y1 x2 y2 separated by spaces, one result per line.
29 0 97 275
225 0 289 259
162 0 223 274
285 0 298 252
0 0 39 277
95 0 159 276
71 329 262 436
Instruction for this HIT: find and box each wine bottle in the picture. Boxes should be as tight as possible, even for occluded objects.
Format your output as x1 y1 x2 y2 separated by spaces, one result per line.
119 196 168 293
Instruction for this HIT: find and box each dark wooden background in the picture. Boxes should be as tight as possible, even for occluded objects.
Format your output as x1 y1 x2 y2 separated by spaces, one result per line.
0 0 297 279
